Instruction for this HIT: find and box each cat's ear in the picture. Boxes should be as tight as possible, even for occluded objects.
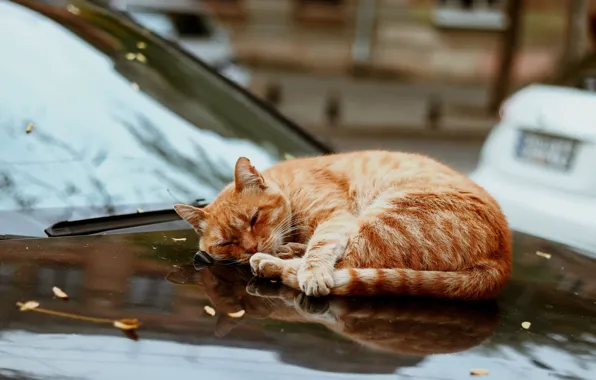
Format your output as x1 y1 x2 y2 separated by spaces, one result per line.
234 157 265 192
173 204 207 233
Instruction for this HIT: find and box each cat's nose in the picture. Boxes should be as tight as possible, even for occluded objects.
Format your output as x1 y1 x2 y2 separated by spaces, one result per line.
246 245 258 254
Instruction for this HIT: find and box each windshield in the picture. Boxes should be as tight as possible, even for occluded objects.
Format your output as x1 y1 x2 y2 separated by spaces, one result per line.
0 0 325 236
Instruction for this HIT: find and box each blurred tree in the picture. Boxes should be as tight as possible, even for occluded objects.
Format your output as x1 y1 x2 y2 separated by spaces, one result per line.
488 0 524 113
559 0 589 68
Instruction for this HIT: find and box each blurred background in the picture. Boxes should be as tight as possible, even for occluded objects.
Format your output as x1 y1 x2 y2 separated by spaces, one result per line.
104 0 596 174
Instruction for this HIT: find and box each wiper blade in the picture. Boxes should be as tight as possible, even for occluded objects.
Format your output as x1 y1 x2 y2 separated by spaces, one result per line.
45 199 207 237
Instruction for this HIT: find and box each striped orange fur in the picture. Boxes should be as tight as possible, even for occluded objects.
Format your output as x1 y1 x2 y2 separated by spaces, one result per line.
174 150 512 300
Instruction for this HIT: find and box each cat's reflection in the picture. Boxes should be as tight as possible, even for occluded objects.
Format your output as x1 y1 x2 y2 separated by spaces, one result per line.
168 263 500 356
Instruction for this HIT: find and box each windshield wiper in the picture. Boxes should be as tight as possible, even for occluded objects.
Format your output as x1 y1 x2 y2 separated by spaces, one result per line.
44 199 207 237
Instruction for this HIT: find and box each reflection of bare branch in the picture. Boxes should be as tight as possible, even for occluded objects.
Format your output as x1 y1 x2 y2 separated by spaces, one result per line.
151 169 198 202
0 171 39 212
1 130 115 215
88 177 116 215
31 129 83 161
12 118 117 214
121 117 232 191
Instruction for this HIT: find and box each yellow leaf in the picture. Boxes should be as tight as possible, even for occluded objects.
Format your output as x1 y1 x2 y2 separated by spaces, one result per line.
227 310 245 318
470 369 489 376
535 251 551 259
52 286 69 300
113 318 140 330
26 123 34 134
204 306 216 316
66 4 80 15
521 321 531 329
172 237 187 242
19 301 40 311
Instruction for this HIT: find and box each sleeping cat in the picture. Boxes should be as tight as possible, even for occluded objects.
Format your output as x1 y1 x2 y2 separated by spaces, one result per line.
174 150 511 300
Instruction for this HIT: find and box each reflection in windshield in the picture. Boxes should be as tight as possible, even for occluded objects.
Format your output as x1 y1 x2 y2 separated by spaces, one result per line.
1 231 596 378
0 0 324 235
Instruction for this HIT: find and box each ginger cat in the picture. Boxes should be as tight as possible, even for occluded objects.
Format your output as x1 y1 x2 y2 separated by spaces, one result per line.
174 150 511 300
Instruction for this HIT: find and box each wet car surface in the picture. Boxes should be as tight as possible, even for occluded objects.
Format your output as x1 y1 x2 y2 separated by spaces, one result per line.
1 229 596 379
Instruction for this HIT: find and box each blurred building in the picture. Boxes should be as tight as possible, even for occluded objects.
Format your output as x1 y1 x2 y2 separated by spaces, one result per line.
194 0 573 85
103 0 596 86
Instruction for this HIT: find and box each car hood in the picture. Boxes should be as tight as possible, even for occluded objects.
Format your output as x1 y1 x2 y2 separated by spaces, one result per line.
0 230 595 379
502 84 596 141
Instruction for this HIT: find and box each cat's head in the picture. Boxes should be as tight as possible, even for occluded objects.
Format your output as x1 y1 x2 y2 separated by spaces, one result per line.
174 157 291 263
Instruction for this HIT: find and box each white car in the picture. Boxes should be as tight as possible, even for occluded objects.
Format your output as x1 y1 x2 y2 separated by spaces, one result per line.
470 83 596 253
119 1 251 87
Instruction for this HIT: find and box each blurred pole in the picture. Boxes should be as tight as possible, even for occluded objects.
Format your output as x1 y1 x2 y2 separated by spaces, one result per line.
426 93 443 130
488 0 524 113
264 82 282 108
559 0 589 68
351 0 379 70
325 90 341 128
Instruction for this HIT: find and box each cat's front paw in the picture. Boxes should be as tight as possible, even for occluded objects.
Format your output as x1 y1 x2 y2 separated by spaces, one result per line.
250 253 284 278
274 243 307 259
297 264 335 297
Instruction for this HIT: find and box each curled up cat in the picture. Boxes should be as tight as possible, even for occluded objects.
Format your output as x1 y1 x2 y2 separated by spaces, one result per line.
174 150 512 300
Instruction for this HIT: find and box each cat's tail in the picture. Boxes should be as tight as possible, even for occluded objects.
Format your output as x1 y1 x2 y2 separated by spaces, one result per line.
282 260 510 300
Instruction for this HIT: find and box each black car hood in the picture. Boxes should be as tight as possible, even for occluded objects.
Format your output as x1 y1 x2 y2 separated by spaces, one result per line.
0 229 595 379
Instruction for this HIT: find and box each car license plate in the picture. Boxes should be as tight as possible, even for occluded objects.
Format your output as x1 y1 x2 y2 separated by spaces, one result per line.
515 130 579 171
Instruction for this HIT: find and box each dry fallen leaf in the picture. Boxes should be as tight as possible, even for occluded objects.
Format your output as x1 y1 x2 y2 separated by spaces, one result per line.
204 305 216 316
536 251 551 259
136 208 144 213
52 286 69 300
18 301 40 311
26 123 34 134
521 321 531 329
137 41 147 49
136 53 147 63
470 369 489 376
172 237 187 242
66 4 80 15
131 82 140 91
227 310 246 318
113 318 140 330
125 52 136 61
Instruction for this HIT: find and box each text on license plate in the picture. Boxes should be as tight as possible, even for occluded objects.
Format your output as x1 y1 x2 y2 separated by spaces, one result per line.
515 131 579 171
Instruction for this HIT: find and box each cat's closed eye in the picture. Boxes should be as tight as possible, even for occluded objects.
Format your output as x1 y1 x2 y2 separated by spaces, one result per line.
219 241 236 247
250 210 260 227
